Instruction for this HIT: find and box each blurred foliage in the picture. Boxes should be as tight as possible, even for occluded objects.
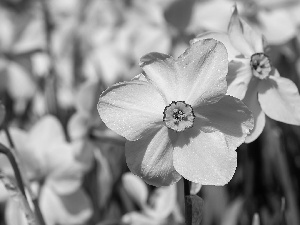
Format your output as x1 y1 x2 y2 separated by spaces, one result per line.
0 0 300 225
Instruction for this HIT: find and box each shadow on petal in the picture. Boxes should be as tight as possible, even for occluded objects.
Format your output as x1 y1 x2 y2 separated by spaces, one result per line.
194 96 254 151
258 76 300 125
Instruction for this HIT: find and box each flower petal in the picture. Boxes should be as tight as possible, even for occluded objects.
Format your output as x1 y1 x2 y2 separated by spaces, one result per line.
133 24 171 63
176 39 228 107
67 113 89 141
258 76 300 125
5 199 28 225
0 128 28 155
187 0 233 33
190 182 202 195
227 58 252 100
7 61 36 102
228 5 256 57
243 79 266 143
125 126 181 187
29 115 65 146
75 80 101 114
131 73 148 82
98 80 165 141
45 141 93 195
122 212 159 225
237 18 264 53
122 172 149 208
140 52 179 103
0 182 9 202
173 130 237 185
39 186 92 225
0 128 41 179
257 8 297 45
191 32 240 60
195 95 254 151
144 184 177 219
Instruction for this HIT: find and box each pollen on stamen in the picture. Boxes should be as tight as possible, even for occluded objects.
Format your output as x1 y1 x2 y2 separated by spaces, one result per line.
163 101 195 132
250 53 271 79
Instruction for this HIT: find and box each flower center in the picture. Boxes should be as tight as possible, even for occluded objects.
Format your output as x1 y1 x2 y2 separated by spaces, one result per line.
163 101 195 132
250 53 271 79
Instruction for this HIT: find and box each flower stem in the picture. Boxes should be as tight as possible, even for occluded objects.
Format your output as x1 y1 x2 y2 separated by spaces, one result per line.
184 178 191 224
40 0 59 116
4 128 46 225
184 178 190 197
4 127 15 149
0 143 27 198
0 172 37 225
183 178 204 225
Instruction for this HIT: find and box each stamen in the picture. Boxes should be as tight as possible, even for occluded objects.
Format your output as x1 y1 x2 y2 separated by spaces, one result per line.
163 101 195 132
250 53 271 79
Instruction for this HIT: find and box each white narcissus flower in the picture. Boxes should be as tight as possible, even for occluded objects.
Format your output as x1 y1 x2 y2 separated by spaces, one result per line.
193 5 300 143
98 39 254 187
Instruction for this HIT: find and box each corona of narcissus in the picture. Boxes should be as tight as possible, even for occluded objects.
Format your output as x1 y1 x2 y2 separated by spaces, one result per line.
97 39 254 187
193 5 300 143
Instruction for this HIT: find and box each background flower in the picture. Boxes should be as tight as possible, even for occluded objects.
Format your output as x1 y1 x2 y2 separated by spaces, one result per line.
121 172 182 225
193 5 300 143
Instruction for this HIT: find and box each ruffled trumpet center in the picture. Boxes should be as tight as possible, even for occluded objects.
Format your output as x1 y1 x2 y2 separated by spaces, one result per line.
163 101 195 132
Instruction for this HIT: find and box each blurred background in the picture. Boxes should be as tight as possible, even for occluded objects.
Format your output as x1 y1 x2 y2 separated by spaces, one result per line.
0 0 300 224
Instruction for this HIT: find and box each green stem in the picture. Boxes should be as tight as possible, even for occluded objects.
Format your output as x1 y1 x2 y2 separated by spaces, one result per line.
40 0 59 116
0 172 37 225
4 128 46 225
0 143 27 198
4 127 15 148
184 178 191 224
184 178 204 225
184 178 190 197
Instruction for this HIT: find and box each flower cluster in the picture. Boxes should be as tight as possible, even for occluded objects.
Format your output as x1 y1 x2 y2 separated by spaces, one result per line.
98 4 300 188
193 5 300 143
1 1 300 224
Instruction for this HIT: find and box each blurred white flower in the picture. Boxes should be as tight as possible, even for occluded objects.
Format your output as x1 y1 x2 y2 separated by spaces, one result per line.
0 4 45 114
243 0 300 45
121 172 183 225
188 0 300 45
187 0 233 33
0 115 93 225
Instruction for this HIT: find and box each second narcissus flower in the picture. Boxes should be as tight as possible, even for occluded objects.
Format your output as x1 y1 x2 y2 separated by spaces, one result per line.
98 39 254 187
193 5 300 143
